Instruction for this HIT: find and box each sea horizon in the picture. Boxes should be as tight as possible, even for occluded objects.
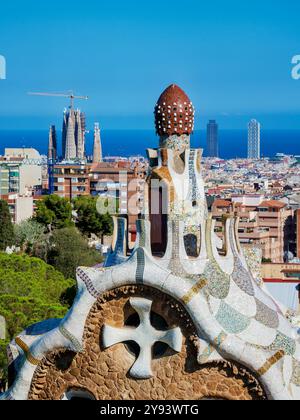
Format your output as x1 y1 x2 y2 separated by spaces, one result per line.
0 128 299 160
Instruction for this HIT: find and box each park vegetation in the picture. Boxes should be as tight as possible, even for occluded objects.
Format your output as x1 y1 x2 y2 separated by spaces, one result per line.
0 253 74 386
0 195 114 388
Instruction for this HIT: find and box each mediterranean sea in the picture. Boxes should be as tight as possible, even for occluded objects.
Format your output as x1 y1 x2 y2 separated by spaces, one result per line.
0 129 299 159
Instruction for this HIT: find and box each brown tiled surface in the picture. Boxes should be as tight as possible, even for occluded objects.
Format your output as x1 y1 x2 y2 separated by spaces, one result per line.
28 286 266 400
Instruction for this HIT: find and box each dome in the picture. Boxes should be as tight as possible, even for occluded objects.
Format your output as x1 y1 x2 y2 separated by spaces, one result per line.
154 84 195 137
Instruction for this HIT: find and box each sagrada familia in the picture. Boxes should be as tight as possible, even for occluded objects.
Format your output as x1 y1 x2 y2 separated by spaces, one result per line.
1 85 300 400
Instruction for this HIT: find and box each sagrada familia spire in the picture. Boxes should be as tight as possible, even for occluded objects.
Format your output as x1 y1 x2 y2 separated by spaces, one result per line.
2 85 300 400
92 123 102 163
62 108 86 160
47 125 57 161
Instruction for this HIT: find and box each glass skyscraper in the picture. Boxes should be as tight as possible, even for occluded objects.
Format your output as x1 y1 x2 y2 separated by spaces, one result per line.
206 120 219 157
248 119 261 159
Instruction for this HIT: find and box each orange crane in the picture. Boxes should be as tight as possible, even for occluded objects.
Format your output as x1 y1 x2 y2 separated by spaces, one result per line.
28 90 89 109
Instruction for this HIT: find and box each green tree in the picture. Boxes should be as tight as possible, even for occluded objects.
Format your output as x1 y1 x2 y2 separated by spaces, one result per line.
73 196 113 238
0 200 15 251
34 195 73 231
0 253 75 384
14 219 45 253
48 227 102 279
31 233 51 263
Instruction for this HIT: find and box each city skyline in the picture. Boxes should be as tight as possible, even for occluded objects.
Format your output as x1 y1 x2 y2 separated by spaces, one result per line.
0 0 300 131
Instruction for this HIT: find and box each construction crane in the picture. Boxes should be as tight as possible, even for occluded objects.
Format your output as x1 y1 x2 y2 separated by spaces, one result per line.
27 90 89 109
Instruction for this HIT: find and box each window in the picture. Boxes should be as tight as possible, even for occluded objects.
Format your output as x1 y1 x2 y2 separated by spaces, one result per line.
55 186 64 192
184 234 200 258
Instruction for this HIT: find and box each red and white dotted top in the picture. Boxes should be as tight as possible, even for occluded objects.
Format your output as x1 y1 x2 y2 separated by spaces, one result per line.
154 84 195 137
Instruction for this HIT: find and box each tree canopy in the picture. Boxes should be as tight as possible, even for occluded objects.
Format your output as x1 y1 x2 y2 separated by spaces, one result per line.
34 195 73 230
14 219 45 253
73 196 113 238
47 227 102 279
0 200 15 251
0 253 75 383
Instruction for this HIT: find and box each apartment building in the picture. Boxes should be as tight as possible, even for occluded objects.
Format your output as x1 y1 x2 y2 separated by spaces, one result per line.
51 160 147 243
212 196 295 263
89 160 147 242
52 164 90 199
2 193 34 223
0 148 42 196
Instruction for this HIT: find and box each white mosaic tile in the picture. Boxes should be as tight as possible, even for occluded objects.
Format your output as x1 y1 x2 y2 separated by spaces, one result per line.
238 319 277 347
224 280 256 318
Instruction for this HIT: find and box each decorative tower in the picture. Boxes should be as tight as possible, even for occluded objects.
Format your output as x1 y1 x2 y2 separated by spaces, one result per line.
92 123 102 163
155 84 195 152
150 84 202 255
47 125 57 161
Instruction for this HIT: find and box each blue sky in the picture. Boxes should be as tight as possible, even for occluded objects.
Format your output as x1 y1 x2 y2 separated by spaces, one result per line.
0 0 300 130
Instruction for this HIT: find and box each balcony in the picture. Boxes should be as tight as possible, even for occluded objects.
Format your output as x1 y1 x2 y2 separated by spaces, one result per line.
258 212 280 218
239 221 258 228
238 231 270 240
260 221 280 228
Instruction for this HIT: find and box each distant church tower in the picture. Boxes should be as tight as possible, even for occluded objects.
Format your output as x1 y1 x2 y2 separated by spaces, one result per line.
62 109 86 160
76 112 86 160
48 125 57 161
64 110 77 160
92 123 102 163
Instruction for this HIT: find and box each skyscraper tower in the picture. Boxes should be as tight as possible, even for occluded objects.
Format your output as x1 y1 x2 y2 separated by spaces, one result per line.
248 119 261 159
206 120 219 157
48 125 57 161
62 109 86 160
93 123 102 163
